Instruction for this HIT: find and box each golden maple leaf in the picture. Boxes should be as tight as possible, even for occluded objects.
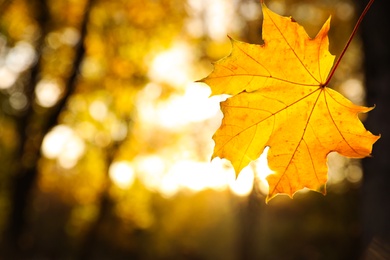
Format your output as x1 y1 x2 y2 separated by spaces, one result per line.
199 2 380 202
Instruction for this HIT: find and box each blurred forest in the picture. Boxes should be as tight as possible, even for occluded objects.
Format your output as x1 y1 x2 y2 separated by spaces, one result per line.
0 0 388 259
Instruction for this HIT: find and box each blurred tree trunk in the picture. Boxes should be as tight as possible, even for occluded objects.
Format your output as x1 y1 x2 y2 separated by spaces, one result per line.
4 0 93 255
5 0 50 254
358 0 390 257
77 143 121 259
237 182 263 260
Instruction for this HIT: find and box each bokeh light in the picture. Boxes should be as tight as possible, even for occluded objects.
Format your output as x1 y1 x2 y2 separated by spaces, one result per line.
35 78 63 108
109 161 135 189
41 125 86 169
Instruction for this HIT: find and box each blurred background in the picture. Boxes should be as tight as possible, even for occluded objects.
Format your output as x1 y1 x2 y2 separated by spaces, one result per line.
0 0 388 259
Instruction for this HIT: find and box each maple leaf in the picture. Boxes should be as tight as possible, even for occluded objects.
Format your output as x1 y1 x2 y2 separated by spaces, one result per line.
199 2 380 202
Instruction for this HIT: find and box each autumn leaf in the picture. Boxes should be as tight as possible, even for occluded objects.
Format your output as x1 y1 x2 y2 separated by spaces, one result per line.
199 2 380 202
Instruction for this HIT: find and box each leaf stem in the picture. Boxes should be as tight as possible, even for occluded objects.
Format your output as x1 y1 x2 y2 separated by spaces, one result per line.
324 0 374 87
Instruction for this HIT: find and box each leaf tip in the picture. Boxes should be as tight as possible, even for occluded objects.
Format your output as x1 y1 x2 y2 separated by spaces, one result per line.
318 184 327 196
227 35 238 46
260 0 267 9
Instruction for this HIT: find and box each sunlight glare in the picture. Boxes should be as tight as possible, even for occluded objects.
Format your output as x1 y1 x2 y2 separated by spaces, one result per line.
229 166 254 197
149 43 192 88
134 155 240 197
159 174 179 198
253 146 273 195
135 155 167 192
109 161 135 189
166 160 233 193
136 82 227 131
186 0 238 40
205 0 236 41
155 83 221 129
166 160 205 192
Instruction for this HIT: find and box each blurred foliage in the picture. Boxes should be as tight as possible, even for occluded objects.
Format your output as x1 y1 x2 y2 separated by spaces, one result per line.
0 0 368 258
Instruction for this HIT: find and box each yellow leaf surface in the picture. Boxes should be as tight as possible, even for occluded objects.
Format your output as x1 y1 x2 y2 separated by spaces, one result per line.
200 3 380 202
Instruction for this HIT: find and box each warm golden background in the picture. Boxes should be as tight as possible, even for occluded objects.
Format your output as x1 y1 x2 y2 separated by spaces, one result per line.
0 0 387 259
